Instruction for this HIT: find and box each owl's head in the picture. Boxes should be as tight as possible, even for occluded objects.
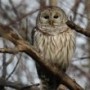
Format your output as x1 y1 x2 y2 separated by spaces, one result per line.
37 7 68 27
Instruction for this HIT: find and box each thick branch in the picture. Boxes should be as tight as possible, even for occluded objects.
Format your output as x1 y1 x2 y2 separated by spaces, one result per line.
0 24 83 90
66 20 90 37
49 0 57 6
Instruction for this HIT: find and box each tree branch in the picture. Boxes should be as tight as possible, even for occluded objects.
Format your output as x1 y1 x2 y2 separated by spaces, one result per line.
0 78 39 90
66 20 90 37
0 23 83 90
49 0 57 6
0 48 21 54
71 64 90 81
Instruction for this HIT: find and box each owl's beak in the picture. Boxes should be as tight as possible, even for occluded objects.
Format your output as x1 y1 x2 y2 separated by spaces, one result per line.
49 20 54 26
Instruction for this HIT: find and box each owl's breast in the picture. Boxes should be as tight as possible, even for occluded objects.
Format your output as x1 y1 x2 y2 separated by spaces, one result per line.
34 29 75 70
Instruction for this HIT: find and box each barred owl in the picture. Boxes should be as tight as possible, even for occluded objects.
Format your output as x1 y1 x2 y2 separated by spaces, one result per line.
32 6 75 90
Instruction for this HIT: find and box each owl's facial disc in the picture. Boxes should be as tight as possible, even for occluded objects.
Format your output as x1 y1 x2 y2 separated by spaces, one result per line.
49 20 54 26
38 7 68 27
44 15 49 19
41 12 61 26
43 14 54 26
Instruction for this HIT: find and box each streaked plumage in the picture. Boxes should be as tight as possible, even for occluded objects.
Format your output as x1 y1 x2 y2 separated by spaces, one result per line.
32 6 75 90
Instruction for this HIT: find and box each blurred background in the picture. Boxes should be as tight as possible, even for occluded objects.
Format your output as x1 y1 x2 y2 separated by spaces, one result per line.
0 0 90 90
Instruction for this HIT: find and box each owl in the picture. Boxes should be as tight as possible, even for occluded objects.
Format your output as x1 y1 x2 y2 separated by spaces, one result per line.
31 6 75 90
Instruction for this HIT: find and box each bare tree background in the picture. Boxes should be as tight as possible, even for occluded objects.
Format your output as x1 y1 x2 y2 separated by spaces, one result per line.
0 0 90 90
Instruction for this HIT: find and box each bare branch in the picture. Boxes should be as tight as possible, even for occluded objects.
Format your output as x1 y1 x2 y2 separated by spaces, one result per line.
8 9 39 25
6 56 20 80
9 0 20 19
0 48 21 54
1 40 8 90
6 55 15 66
49 0 57 6
39 0 46 9
0 78 39 90
0 0 14 22
66 20 90 37
71 64 90 81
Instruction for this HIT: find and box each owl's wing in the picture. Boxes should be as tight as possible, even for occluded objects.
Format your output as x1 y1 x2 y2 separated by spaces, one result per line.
31 27 37 45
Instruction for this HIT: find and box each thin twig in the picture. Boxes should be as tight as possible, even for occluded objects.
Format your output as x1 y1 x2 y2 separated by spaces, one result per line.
6 55 15 66
0 78 39 90
8 9 39 25
6 54 21 80
9 0 20 19
2 40 7 79
0 0 13 22
71 64 90 81
73 56 90 61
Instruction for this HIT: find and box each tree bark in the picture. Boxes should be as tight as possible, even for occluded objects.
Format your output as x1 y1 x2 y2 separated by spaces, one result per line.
49 0 57 6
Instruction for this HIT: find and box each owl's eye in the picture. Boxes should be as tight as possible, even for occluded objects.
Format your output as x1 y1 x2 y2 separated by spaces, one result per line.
44 15 49 19
54 15 59 19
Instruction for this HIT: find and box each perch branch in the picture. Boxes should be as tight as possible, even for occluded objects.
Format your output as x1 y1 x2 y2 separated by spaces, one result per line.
0 24 83 90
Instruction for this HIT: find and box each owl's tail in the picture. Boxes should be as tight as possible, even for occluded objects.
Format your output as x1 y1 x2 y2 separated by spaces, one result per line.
36 63 60 90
